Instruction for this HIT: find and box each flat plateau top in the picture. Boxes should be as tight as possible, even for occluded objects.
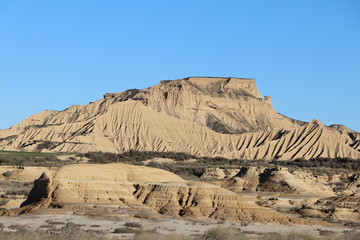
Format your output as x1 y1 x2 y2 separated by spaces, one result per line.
184 76 255 80
160 77 256 83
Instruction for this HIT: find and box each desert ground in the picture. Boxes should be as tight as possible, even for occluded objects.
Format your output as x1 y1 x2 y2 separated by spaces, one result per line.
0 151 359 239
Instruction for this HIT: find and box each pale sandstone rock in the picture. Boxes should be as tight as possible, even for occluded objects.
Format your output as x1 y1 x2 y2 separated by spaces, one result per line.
205 167 336 197
299 194 360 221
201 168 226 179
0 77 358 160
2 163 325 224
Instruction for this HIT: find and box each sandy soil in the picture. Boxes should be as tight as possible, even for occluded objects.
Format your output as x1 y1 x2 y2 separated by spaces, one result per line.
0 211 355 238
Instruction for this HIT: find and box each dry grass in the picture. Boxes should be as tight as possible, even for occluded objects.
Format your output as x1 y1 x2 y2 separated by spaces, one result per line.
113 226 141 234
133 232 190 240
133 229 360 240
0 222 114 240
197 227 245 240
0 224 359 240
0 181 33 196
124 221 142 228
0 180 33 206
259 232 319 240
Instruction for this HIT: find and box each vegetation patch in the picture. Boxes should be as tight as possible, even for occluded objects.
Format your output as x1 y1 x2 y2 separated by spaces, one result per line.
0 153 75 167
84 151 360 179
113 226 141 234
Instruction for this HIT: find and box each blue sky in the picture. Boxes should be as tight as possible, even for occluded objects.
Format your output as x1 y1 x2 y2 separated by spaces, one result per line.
0 0 359 131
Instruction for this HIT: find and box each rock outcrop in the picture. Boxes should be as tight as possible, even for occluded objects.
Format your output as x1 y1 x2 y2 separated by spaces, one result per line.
201 166 360 222
3 163 321 224
298 194 360 221
219 167 336 197
0 77 359 160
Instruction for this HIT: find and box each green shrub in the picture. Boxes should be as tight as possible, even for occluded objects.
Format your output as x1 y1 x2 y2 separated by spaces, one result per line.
124 221 142 228
83 151 360 181
0 199 9 206
2 171 13 178
113 226 141 234
0 154 70 167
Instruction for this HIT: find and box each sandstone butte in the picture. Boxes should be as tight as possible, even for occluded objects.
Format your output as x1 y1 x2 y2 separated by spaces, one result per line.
0 76 359 159
1 163 330 225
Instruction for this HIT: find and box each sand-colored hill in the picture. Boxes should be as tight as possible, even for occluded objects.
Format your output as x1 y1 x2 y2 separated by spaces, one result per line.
3 163 326 224
0 77 358 160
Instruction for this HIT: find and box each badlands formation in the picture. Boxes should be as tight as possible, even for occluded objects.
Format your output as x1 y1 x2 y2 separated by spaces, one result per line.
0 77 359 160
2 163 322 225
0 77 359 231
202 166 360 222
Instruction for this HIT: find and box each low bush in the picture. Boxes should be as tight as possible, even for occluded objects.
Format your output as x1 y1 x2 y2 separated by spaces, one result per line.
0 199 9 206
2 171 13 178
0 181 33 198
83 151 360 181
124 221 142 228
85 150 195 164
5 189 29 196
113 226 141 234
0 154 72 167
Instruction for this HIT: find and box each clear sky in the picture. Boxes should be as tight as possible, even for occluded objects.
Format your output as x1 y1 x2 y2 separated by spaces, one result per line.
0 0 359 131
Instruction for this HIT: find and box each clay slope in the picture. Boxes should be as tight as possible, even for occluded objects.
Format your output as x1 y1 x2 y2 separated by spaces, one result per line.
111 77 304 133
2 77 300 134
330 124 360 152
0 77 358 160
5 163 317 223
240 119 360 160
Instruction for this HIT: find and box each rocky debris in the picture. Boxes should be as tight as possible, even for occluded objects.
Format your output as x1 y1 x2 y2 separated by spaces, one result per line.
297 194 360 221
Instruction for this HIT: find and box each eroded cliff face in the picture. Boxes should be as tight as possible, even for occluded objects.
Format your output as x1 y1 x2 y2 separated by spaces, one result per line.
201 166 360 222
0 77 359 160
330 124 360 152
4 163 322 224
1 164 356 224
203 166 348 197
103 77 300 134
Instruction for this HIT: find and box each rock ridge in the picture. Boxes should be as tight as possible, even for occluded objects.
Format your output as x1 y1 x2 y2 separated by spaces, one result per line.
0 77 358 160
